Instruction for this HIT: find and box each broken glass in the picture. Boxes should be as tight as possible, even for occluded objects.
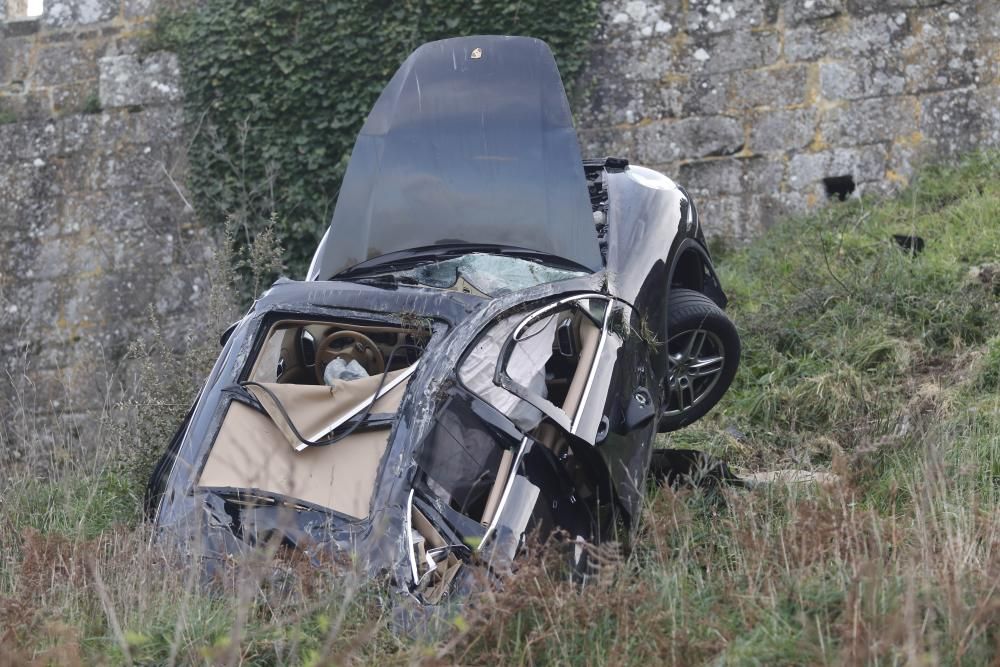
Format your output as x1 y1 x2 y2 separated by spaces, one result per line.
394 253 587 296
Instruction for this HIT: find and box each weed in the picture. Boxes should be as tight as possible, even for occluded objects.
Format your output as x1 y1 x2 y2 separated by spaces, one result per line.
109 213 283 497
81 91 102 114
2 152 1000 664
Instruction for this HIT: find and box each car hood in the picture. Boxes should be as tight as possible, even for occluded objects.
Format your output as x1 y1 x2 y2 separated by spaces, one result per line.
306 35 602 281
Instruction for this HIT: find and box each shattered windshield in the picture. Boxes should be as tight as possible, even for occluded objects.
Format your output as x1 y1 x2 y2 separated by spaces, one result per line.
392 253 588 296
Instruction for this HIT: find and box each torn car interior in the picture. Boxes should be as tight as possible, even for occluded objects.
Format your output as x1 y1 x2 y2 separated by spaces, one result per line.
147 35 742 605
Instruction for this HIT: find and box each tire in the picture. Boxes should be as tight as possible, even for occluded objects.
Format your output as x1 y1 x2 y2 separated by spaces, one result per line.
657 289 740 432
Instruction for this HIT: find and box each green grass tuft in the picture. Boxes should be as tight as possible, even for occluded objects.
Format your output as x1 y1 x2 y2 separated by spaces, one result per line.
692 150 1000 467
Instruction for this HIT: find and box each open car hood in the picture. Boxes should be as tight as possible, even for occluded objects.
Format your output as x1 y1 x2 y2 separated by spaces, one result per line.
306 35 602 281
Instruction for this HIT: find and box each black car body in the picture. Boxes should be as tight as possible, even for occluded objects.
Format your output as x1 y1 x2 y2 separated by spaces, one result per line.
148 35 739 604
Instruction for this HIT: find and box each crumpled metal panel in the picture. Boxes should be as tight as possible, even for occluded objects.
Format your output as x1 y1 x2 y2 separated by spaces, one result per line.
307 35 602 281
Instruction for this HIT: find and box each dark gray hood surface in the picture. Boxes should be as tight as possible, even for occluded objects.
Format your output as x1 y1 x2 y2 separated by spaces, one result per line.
307 35 601 281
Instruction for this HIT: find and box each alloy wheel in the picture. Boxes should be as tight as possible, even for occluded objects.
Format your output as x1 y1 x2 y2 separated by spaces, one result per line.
663 327 725 417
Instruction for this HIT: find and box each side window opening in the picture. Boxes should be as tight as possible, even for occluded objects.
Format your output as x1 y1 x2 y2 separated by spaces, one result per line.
458 295 612 436
197 317 432 521
497 297 610 433
426 296 618 545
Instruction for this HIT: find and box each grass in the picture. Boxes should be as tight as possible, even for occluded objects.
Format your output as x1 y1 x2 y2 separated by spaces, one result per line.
2 151 1000 665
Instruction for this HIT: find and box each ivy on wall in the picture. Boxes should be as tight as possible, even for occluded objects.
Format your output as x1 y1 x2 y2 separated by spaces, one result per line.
156 0 601 279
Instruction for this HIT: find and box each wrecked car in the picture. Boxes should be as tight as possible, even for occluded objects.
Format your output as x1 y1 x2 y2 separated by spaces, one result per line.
147 35 741 604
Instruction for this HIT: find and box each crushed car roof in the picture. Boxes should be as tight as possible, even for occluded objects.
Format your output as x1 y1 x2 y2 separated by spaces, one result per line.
307 35 602 281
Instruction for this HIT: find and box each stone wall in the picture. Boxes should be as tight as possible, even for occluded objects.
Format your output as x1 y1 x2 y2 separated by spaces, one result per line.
578 0 1000 239
0 0 209 449
2 0 999 455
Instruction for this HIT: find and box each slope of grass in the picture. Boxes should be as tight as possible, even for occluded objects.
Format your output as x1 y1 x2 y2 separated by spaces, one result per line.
1 152 999 665
678 152 1000 469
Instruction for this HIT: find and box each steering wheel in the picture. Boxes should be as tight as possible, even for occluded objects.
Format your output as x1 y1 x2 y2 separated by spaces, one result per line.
314 330 386 383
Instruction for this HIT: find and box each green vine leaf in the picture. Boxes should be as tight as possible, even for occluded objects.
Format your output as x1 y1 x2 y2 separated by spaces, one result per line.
155 0 600 285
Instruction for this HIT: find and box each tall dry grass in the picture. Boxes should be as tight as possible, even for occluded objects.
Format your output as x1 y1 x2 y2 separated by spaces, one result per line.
2 153 1000 665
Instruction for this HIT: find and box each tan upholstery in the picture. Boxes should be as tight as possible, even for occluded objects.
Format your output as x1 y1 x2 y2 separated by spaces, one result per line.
198 374 411 519
412 507 446 549
198 403 389 518
562 319 601 418
479 448 514 525
245 369 410 449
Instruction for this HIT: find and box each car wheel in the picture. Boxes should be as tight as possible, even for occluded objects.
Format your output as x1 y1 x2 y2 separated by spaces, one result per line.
658 289 740 432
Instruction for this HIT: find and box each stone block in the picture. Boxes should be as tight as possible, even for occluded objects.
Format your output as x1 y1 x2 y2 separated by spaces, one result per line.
847 0 949 13
53 112 101 153
976 0 1000 41
602 0 684 40
0 159 61 235
113 35 152 57
52 82 100 115
750 193 801 229
39 28 77 44
63 186 192 236
785 12 909 62
681 73 731 116
86 143 175 191
784 0 844 25
697 194 757 240
33 43 102 87
685 0 778 34
783 19 836 62
731 64 810 109
88 268 169 324
819 96 918 146
884 141 924 185
32 233 101 279
57 110 184 171
902 8 995 94
4 118 61 158
773 190 811 216
578 126 637 161
94 226 177 274
974 84 1000 146
0 90 52 121
0 126 12 165
99 53 182 109
6 0 28 18
820 58 906 100
43 0 118 27
127 104 186 144
685 29 781 73
678 158 743 196
749 108 816 152
92 108 143 144
919 86 987 155
787 144 888 190
635 115 744 164
0 37 33 84
583 38 679 83
1 16 41 37
150 264 208 317
740 155 786 192
586 79 683 126
583 76 636 126
123 0 156 20
679 156 785 199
